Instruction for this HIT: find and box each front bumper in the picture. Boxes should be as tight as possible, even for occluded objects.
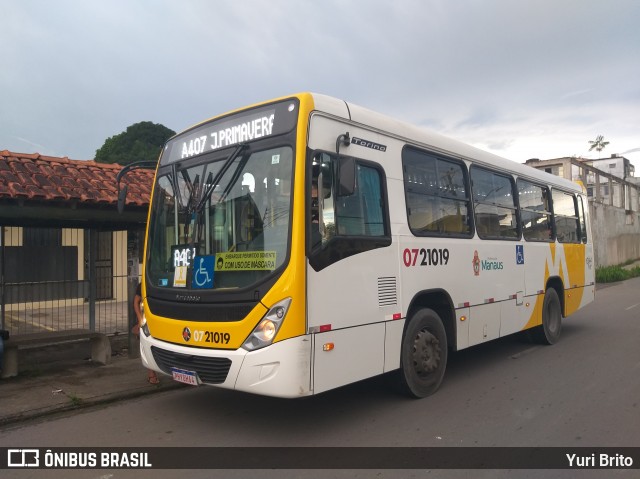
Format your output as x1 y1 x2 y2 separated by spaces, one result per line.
140 332 312 398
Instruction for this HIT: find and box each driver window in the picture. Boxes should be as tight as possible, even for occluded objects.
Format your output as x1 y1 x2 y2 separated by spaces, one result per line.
310 152 387 246
310 153 336 246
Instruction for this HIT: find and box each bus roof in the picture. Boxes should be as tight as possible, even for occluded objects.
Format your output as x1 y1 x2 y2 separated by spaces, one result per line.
307 92 582 193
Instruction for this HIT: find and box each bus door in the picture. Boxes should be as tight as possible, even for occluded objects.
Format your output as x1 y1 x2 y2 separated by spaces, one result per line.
305 118 396 393
468 243 523 344
469 167 526 341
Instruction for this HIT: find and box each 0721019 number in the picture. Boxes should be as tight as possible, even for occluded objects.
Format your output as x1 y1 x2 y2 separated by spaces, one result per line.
402 248 450 267
193 330 231 344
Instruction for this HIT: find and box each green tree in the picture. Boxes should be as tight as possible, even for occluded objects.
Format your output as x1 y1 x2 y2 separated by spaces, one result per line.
95 121 175 165
588 135 610 158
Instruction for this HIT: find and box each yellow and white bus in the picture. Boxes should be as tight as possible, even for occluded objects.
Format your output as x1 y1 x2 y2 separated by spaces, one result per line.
139 93 595 398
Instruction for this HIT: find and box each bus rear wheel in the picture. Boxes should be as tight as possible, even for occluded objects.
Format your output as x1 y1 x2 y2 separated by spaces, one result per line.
531 287 562 345
398 308 448 398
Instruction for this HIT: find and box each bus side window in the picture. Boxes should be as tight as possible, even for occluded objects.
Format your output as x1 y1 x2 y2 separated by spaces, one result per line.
402 147 472 237
308 152 391 271
336 165 385 237
578 195 588 243
470 166 519 240
552 190 580 243
518 180 553 242
311 153 387 244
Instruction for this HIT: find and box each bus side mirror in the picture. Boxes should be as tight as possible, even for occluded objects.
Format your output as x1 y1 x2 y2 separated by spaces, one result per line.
335 132 354 196
117 185 128 214
115 160 157 214
338 156 355 197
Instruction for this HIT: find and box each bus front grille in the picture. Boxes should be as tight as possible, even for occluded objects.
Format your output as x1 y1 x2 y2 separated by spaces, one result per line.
151 346 232 384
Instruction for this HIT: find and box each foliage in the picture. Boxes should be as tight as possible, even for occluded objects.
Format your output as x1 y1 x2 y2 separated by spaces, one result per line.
67 394 83 407
95 121 175 165
588 135 610 155
595 264 640 283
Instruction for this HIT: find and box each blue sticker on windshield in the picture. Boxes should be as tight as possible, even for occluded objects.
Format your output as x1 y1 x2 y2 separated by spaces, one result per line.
192 256 214 289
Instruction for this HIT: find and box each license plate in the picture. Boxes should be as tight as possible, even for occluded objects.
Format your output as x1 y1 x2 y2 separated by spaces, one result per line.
171 367 200 386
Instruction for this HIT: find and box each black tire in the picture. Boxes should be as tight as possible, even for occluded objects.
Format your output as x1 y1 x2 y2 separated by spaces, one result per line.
531 288 562 345
398 308 448 398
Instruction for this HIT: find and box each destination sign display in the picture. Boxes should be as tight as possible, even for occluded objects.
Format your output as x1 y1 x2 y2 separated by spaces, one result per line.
160 99 299 165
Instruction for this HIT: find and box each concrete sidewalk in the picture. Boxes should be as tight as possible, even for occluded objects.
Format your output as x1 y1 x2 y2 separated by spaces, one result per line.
0 349 184 427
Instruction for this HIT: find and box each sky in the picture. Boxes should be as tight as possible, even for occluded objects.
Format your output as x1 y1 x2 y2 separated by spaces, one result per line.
2 0 640 169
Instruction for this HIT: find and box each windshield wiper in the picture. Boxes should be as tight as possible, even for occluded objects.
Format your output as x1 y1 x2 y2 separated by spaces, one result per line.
168 162 185 212
194 143 249 213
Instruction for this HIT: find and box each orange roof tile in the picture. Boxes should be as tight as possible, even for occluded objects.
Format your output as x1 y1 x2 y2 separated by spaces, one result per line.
0 150 154 208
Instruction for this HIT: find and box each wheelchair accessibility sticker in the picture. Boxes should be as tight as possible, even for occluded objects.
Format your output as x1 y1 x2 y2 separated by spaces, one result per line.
192 256 214 289
516 245 525 265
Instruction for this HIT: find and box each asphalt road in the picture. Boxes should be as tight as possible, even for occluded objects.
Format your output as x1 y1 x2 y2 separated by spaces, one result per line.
1 277 639 479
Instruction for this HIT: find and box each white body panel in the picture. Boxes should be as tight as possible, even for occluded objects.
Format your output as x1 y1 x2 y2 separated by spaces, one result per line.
306 248 400 330
312 323 385 394
140 332 313 398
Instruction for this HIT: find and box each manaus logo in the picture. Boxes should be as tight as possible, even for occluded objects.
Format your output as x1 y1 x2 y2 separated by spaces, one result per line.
472 250 480 276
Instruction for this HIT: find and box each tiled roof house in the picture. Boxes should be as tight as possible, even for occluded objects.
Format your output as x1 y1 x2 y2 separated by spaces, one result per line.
0 151 156 331
0 150 155 227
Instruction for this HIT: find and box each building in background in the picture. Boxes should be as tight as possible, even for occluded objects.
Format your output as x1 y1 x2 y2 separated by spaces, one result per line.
0 150 153 336
526 155 638 207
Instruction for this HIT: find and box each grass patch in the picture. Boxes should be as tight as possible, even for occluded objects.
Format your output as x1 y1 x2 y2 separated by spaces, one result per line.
596 265 640 283
67 394 83 407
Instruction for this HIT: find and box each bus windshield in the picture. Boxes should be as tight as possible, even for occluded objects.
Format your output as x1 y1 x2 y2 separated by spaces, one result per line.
146 144 294 291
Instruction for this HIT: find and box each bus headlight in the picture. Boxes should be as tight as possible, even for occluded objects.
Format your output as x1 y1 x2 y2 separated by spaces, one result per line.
242 298 291 351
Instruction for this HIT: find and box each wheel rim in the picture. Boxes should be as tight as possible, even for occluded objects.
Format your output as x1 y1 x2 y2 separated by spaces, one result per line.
412 328 441 377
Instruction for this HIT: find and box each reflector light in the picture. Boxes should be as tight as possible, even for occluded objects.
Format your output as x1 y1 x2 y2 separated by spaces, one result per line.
319 324 332 332
392 313 402 320
323 343 334 351
460 316 467 322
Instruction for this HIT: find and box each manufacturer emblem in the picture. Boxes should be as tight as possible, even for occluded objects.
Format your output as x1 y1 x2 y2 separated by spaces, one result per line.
351 136 387 152
182 327 191 342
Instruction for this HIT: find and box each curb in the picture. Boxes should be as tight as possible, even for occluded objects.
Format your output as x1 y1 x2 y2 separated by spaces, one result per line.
0 380 185 428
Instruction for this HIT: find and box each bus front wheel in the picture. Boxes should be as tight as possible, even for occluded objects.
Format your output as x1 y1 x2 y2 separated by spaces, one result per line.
531 288 562 345
398 308 448 398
